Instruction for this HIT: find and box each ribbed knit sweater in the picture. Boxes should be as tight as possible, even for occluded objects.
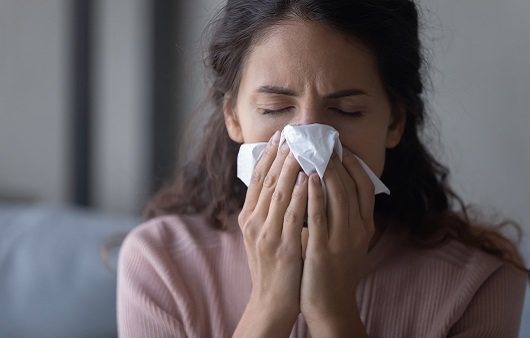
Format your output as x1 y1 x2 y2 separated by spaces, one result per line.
117 213 526 337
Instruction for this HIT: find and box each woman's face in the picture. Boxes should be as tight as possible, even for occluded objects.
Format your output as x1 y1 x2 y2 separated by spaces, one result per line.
224 20 405 176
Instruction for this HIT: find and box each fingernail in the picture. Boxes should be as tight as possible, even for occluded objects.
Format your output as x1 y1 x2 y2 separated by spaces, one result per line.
271 130 280 145
297 171 306 185
311 174 321 186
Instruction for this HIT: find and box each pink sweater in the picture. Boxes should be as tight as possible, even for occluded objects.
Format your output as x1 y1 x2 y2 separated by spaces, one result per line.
117 213 526 337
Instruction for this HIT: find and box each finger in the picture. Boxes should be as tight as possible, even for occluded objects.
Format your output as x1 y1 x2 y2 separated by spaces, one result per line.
322 155 351 238
329 152 360 228
242 131 281 214
341 148 375 223
281 171 308 245
265 149 302 238
307 173 328 244
253 140 291 221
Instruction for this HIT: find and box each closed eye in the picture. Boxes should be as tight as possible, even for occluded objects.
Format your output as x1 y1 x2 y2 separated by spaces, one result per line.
260 107 363 118
331 108 363 118
260 107 293 115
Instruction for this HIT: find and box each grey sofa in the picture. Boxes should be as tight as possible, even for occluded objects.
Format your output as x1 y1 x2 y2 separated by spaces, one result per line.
0 203 528 337
0 203 138 338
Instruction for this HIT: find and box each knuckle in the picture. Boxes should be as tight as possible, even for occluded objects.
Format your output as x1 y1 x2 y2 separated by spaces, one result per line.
291 187 304 200
282 158 294 171
250 170 263 185
263 173 276 189
243 225 257 242
241 216 258 239
237 211 248 226
334 191 349 206
264 144 275 156
284 157 300 173
311 212 326 225
275 243 296 261
280 144 290 156
271 190 284 203
284 208 298 225
256 231 274 253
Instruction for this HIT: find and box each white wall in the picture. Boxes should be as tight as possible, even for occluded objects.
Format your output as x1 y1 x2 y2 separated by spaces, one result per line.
0 0 68 204
419 0 530 234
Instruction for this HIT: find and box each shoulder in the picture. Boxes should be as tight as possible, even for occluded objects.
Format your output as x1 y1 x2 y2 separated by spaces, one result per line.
423 239 528 337
120 213 242 259
402 234 527 332
366 231 527 337
395 235 526 294
117 213 244 286
376 228 528 310
117 213 249 337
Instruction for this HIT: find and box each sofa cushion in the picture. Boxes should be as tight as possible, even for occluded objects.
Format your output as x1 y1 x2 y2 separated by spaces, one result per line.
0 203 138 338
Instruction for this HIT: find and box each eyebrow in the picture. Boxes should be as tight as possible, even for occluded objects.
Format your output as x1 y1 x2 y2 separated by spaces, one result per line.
255 85 368 98
325 88 368 99
255 86 297 96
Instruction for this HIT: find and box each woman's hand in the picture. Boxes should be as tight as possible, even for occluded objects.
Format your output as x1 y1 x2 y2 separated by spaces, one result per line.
300 148 375 337
233 131 309 338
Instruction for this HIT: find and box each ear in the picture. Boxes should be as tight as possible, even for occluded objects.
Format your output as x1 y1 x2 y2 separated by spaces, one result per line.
385 103 406 149
223 94 244 143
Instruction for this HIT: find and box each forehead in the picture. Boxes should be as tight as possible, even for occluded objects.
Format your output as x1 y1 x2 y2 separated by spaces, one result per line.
240 20 381 94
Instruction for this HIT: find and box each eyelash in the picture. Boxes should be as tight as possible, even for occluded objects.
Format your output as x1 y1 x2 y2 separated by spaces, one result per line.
261 107 363 118
261 107 293 115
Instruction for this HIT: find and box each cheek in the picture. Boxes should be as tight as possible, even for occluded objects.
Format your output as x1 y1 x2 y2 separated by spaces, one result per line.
339 134 387 178
364 151 386 178
240 115 291 143
240 120 279 143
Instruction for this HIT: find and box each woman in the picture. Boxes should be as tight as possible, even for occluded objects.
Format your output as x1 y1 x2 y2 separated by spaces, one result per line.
117 1 528 337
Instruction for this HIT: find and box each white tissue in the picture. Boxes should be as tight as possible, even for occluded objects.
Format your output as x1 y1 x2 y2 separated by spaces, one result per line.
237 124 390 195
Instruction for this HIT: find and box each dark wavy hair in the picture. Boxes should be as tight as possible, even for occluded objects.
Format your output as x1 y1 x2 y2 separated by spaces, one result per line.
144 0 528 275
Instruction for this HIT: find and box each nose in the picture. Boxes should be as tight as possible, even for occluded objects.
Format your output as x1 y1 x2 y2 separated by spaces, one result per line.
291 106 325 126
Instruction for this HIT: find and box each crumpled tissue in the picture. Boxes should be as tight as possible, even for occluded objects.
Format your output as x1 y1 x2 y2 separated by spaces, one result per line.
237 124 390 197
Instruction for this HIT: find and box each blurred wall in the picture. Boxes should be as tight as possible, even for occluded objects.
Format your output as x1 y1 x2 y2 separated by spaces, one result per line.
0 0 151 215
172 0 224 149
420 0 530 234
92 0 150 215
1 0 529 231
0 0 69 204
